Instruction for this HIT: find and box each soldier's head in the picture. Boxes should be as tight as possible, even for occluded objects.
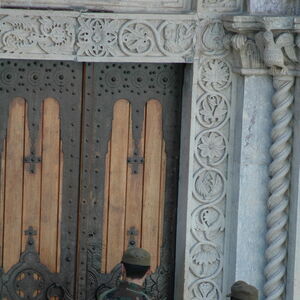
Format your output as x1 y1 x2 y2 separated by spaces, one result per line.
227 281 258 300
121 248 151 280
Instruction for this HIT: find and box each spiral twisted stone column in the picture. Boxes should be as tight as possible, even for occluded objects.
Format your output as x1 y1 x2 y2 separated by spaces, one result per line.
264 75 294 300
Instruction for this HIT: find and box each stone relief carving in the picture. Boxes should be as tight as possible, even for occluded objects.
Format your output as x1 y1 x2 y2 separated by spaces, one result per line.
189 19 232 299
0 11 197 60
0 15 76 54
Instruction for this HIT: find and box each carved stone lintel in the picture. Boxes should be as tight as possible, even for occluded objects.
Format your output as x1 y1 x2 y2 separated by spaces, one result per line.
0 9 197 62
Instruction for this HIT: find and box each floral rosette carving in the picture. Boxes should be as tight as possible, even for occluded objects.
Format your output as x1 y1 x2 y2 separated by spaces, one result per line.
190 280 221 300
196 130 228 166
190 243 222 279
199 58 232 92
119 21 157 56
37 17 75 54
77 18 120 56
157 21 196 56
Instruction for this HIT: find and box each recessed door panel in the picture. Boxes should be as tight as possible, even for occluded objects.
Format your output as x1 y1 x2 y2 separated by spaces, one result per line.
0 60 83 299
78 63 183 300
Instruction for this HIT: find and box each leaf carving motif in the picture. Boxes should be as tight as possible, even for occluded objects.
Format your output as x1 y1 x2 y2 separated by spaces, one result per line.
190 243 222 279
192 206 225 241
199 59 232 92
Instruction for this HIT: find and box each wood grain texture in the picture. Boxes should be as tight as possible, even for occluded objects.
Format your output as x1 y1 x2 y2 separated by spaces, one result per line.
40 98 60 272
158 141 166 266
124 107 145 250
0 140 6 267
22 102 42 251
3 97 25 272
142 99 163 270
106 99 130 272
102 141 111 273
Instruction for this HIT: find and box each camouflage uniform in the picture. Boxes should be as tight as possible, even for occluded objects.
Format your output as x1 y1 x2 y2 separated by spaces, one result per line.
98 248 151 300
98 280 150 300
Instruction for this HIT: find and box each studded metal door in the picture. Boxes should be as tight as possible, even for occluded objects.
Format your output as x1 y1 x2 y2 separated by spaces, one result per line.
0 61 183 300
0 60 83 299
77 63 183 300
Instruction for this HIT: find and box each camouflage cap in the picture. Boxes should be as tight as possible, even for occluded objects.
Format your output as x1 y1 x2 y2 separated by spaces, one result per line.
122 248 151 267
226 281 258 300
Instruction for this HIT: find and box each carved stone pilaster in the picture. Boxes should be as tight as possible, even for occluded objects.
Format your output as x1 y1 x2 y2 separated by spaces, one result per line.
223 15 300 300
188 19 233 299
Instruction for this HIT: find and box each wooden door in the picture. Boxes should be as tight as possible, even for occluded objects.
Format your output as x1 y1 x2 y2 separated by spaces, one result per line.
77 63 183 300
0 61 183 300
0 60 83 299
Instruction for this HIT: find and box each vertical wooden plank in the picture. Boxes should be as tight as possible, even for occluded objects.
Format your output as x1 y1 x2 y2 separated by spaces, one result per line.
124 107 145 249
142 99 163 271
22 103 42 251
40 98 60 272
3 97 25 272
56 140 63 273
106 99 130 272
101 141 111 273
158 142 166 266
0 140 6 267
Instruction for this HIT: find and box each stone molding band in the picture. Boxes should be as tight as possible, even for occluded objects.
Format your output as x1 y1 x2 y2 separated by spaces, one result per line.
0 9 197 63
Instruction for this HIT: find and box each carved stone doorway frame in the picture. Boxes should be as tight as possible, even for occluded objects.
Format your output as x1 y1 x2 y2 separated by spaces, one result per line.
0 7 238 299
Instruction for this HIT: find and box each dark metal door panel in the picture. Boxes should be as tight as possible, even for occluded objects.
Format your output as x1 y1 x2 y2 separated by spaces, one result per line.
0 60 83 299
78 63 183 300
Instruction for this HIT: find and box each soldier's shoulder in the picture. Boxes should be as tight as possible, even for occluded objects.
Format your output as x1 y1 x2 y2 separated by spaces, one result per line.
97 287 118 300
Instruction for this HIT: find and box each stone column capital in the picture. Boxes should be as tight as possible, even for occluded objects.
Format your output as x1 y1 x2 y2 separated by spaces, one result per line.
222 15 300 76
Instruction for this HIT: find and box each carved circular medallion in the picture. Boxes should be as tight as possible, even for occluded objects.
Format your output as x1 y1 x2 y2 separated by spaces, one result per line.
157 21 196 56
192 205 225 241
197 93 229 129
199 58 231 92
193 168 225 204
196 130 228 166
119 21 156 56
190 243 222 279
190 279 221 300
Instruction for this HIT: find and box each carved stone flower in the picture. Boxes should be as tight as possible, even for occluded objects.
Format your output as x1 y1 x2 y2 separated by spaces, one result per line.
198 132 226 163
199 58 231 92
77 18 119 56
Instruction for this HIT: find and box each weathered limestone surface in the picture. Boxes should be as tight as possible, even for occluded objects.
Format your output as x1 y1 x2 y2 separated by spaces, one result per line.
248 0 296 14
234 75 273 299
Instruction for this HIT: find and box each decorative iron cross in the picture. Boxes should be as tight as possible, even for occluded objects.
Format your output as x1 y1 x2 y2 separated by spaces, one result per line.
24 152 41 174
127 154 144 174
25 226 37 247
127 226 138 248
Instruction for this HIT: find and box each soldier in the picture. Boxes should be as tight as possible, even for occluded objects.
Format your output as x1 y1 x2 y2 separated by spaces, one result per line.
227 280 258 300
98 247 151 300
